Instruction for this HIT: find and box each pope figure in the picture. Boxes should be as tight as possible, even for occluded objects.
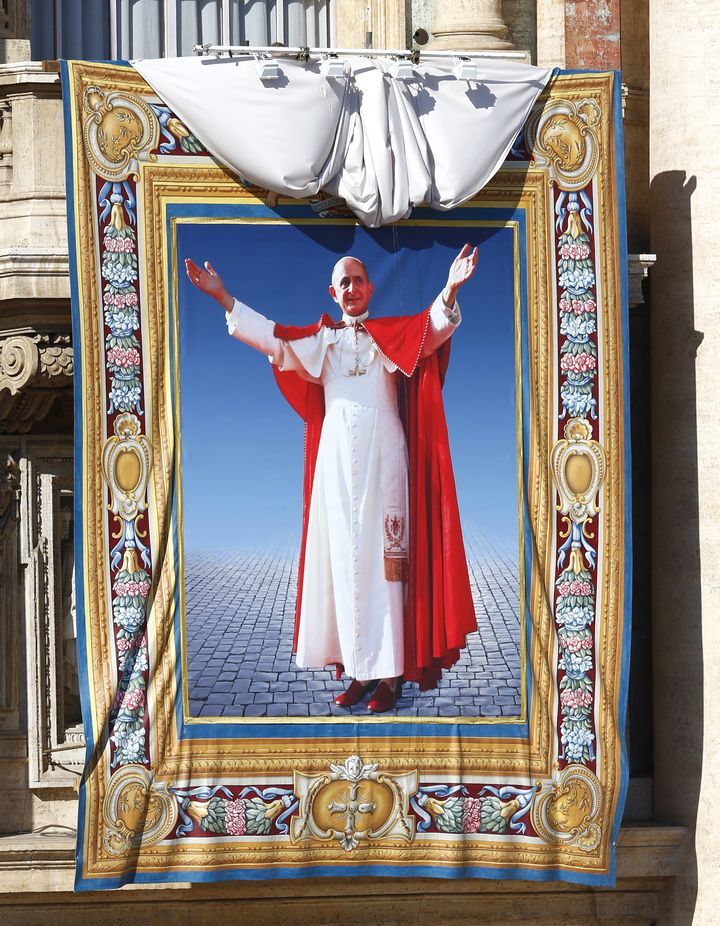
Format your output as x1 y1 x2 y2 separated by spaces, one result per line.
185 245 479 714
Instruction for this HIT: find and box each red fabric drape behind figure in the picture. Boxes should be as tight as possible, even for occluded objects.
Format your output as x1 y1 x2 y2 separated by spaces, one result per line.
273 310 476 689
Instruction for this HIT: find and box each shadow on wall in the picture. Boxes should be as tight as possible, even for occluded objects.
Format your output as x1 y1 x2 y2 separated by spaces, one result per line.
650 169 701 925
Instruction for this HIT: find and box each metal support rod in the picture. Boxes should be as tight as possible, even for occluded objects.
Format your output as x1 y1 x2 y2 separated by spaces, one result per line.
193 43 527 60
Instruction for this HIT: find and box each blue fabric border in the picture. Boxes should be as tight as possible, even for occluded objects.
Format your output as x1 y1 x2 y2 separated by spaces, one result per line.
59 59 95 893
608 66 632 885
76 857 617 891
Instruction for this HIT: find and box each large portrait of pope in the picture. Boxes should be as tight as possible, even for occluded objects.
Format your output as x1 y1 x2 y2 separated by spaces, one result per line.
177 216 525 722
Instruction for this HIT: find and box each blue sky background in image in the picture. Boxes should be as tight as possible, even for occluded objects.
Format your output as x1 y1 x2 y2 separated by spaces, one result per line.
176 217 521 553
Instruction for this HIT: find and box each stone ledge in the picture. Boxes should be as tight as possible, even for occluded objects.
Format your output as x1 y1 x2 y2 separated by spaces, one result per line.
0 61 61 91
0 824 687 899
0 250 70 302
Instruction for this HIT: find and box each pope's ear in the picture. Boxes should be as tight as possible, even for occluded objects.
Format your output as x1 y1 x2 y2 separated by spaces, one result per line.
368 281 375 299
329 284 339 304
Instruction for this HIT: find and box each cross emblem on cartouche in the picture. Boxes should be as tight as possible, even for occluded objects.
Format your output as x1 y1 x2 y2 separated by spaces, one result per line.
328 780 376 850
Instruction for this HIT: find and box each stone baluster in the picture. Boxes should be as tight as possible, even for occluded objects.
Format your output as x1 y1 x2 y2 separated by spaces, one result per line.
0 99 11 184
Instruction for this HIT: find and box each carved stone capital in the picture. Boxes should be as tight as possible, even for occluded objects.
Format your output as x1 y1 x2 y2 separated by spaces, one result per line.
0 335 38 395
0 334 73 433
37 335 73 385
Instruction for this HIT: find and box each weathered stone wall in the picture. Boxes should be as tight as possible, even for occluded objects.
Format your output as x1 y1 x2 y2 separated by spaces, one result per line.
649 0 720 923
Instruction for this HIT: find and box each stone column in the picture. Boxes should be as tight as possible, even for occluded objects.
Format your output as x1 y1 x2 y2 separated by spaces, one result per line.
430 0 513 51
0 0 31 63
0 64 69 304
649 1 720 923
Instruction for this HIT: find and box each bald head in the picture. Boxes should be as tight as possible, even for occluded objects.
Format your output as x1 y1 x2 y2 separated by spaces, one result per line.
329 255 374 318
331 256 369 287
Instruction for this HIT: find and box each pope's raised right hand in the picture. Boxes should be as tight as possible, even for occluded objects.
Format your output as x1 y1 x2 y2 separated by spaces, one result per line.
185 258 234 313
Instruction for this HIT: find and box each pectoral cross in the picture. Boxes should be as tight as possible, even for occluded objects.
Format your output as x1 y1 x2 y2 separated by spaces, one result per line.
347 324 367 376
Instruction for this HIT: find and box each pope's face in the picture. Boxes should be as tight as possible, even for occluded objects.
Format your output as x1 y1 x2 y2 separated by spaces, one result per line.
329 258 374 317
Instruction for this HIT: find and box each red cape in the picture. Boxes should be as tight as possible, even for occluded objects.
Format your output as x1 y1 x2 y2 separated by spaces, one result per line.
273 309 476 690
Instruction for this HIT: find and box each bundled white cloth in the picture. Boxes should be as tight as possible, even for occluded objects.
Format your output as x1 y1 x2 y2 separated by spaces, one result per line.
133 55 552 227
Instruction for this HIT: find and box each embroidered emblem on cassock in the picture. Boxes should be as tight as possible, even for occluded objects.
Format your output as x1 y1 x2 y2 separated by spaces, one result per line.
384 510 408 581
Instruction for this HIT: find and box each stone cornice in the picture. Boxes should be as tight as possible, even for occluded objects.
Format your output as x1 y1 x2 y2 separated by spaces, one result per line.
0 251 70 303
0 61 60 92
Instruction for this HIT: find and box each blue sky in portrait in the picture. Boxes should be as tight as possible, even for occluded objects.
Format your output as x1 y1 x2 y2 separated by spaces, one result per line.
176 217 520 552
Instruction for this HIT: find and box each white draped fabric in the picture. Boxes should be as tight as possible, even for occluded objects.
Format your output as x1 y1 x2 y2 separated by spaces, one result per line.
132 55 553 227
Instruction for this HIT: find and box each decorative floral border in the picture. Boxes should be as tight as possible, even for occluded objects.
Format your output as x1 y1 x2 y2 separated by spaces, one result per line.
98 175 153 768
553 187 600 770
98 107 207 767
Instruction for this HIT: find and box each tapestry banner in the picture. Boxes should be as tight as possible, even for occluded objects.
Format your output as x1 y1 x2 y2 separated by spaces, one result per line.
63 61 631 888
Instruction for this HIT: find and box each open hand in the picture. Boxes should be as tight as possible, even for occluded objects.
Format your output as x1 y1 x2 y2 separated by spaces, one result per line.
185 258 233 312
442 243 478 306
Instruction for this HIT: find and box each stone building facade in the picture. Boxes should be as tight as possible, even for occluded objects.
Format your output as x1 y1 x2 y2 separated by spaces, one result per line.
0 0 712 922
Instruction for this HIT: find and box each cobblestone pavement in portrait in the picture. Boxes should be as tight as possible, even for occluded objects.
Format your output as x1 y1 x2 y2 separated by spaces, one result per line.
185 523 522 719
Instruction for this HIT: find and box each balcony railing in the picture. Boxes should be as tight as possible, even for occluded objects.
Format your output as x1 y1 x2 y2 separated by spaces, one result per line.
31 0 336 60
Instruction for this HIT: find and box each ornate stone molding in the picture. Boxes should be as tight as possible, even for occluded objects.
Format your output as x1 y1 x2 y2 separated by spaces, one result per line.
0 335 38 395
19 440 84 788
0 451 19 524
0 334 73 433
0 450 20 733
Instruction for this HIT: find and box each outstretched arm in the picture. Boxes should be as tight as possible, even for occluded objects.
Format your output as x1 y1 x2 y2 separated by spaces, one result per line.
185 256 283 358
185 258 234 313
423 243 479 357
441 243 478 309
184 257 322 382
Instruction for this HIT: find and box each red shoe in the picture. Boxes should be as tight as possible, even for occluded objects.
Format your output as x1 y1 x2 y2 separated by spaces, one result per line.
367 680 399 714
334 679 377 707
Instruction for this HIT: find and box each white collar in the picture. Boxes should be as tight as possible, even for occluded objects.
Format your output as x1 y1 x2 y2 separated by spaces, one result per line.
341 310 369 326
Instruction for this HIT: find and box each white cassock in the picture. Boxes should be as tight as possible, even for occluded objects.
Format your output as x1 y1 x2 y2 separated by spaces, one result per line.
226 295 461 681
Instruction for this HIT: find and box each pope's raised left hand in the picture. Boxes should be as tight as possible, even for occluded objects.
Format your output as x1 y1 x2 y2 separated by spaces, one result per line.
442 243 478 307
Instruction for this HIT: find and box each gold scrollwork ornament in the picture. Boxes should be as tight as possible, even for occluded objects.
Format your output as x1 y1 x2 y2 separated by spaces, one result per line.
525 97 601 191
291 755 417 851
102 764 177 856
83 86 159 182
102 413 152 523
551 416 606 526
531 764 602 852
